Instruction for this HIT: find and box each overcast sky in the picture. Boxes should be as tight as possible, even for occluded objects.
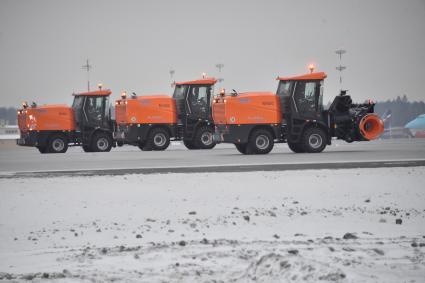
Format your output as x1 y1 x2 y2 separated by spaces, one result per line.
0 0 424 107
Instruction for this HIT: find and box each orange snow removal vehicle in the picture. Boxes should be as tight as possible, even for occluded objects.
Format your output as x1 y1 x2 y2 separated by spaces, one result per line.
114 76 218 150
17 86 115 153
213 69 384 154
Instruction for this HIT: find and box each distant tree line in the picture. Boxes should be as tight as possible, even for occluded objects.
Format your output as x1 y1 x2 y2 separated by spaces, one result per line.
1 95 424 127
0 107 17 125
374 95 425 127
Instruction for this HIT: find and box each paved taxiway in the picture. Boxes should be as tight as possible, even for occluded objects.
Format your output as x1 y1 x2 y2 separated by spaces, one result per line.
0 138 424 176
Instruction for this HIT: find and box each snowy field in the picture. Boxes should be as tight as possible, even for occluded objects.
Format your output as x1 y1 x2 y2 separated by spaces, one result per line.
0 167 425 282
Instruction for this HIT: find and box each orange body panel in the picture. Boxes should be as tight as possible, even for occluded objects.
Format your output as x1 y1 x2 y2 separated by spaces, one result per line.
213 92 281 125
17 105 75 132
115 95 177 125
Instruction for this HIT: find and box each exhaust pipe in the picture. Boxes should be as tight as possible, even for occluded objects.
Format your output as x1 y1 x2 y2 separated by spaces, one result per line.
358 114 384 140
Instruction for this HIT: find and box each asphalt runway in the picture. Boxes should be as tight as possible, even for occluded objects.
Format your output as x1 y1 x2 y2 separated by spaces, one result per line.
0 138 424 176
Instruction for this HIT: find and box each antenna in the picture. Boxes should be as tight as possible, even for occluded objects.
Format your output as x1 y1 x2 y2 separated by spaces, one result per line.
335 49 347 89
82 59 92 91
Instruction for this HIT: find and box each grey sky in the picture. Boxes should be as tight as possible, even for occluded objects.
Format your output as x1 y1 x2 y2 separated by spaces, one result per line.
0 0 424 107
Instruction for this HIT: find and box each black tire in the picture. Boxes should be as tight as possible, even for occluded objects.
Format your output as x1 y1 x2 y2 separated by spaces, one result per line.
91 132 112 152
246 129 274 154
287 142 305 153
137 141 148 151
183 140 198 150
235 143 248 154
47 135 68 153
302 127 327 153
234 143 248 154
116 141 124 147
144 128 170 151
194 126 216 149
37 146 48 154
82 145 92 152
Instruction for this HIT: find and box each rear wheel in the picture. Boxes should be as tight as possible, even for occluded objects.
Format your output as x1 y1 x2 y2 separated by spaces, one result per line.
144 128 170 151
302 127 327 153
47 135 68 153
194 126 216 149
246 129 274 154
234 143 248 154
287 142 305 153
91 132 112 152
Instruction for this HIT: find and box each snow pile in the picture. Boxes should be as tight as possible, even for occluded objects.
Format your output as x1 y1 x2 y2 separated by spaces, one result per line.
0 167 424 282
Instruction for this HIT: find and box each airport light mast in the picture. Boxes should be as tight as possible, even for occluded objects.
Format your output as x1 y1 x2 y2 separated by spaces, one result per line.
169 69 175 88
215 63 224 84
335 49 347 90
82 59 92 92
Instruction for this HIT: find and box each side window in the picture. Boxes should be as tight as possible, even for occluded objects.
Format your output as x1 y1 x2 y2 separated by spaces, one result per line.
294 81 318 114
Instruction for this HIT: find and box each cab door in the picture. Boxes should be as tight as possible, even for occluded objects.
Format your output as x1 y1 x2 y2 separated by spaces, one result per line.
292 80 323 120
82 96 110 130
185 84 213 122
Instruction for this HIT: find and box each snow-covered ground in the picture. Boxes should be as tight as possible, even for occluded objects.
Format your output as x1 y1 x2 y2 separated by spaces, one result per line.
0 167 424 282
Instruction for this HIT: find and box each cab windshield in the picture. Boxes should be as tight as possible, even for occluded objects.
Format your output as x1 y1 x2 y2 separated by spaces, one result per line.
72 96 85 124
276 81 293 115
276 81 292 97
173 85 188 100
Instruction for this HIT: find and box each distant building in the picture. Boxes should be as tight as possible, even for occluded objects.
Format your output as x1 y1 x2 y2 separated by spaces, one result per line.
0 125 19 139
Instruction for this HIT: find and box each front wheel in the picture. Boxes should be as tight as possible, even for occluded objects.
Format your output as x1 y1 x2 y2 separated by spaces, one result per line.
37 146 48 154
82 145 92 152
234 143 248 154
246 129 274 154
302 127 327 153
47 135 68 153
91 132 112 152
287 142 305 153
183 140 198 150
194 126 216 149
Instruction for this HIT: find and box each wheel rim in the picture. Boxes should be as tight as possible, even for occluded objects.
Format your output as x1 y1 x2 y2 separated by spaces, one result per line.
97 137 109 151
52 138 65 152
308 133 323 149
255 135 270 150
201 131 213 146
154 133 167 147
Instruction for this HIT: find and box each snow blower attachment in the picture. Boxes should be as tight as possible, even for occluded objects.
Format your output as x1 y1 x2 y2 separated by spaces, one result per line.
328 90 384 142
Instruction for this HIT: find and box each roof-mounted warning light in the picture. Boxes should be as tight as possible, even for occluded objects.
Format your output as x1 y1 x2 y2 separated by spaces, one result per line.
22 101 28 109
308 64 315 73
98 83 103 90
121 91 127 99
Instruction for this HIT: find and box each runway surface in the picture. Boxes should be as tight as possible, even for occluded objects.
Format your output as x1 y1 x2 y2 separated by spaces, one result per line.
0 138 424 176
